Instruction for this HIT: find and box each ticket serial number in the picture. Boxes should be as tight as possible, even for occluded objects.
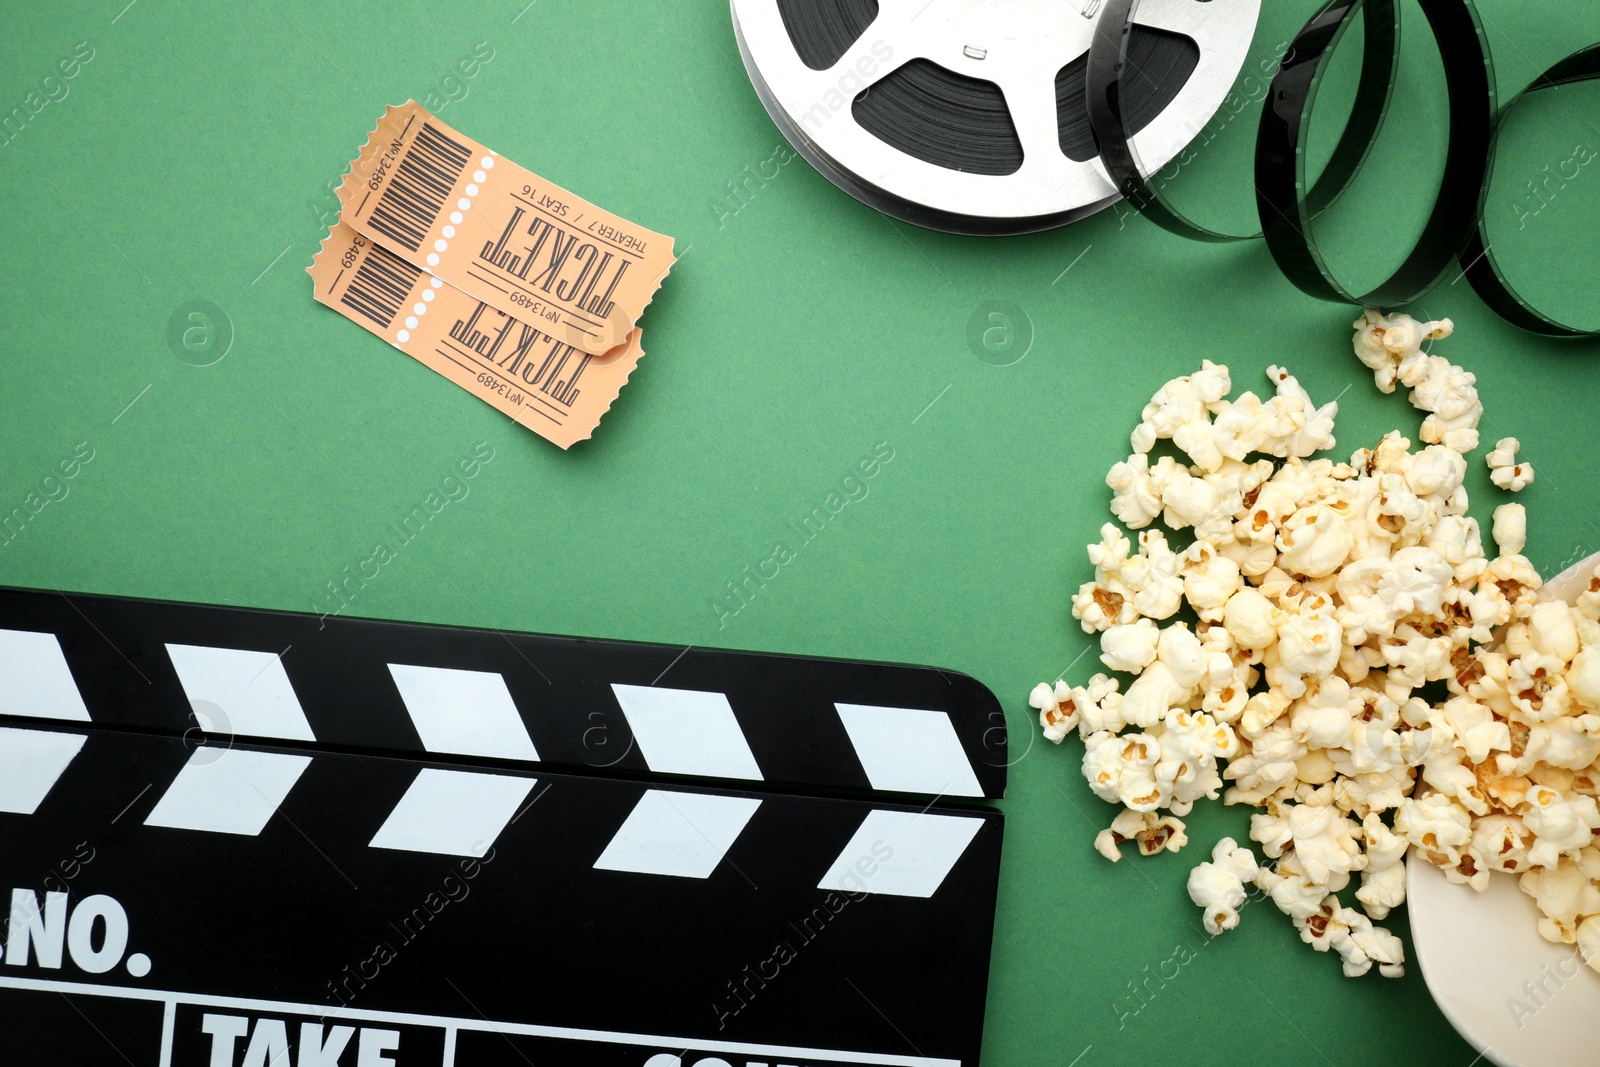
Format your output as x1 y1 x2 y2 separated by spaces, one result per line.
507 291 560 324
475 373 526 405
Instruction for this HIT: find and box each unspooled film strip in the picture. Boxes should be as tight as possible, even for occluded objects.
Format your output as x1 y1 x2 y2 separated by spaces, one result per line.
0 586 1004 1066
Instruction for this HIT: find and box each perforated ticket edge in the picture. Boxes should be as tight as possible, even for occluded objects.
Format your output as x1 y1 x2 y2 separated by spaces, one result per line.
309 221 644 449
335 101 675 358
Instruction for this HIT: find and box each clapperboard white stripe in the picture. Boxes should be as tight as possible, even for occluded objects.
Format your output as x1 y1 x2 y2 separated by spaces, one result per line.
0 732 987 890
836 703 985 797
610 683 765 780
0 628 90 721
387 662 539 760
594 789 763 879
164 643 316 741
368 767 535 858
0 726 85 814
819 810 987 899
0 724 988 888
144 748 313 836
0 587 1007 797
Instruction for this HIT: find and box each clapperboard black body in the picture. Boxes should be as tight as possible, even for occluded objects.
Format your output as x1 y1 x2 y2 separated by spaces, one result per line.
0 586 1005 1066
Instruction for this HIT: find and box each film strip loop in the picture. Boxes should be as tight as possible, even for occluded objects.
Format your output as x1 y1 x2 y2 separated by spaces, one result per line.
1091 0 1598 337
1255 0 1493 309
1088 0 1399 244
1460 43 1600 338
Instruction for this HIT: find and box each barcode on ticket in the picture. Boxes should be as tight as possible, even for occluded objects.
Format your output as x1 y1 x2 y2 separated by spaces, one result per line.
368 121 474 252
341 241 423 328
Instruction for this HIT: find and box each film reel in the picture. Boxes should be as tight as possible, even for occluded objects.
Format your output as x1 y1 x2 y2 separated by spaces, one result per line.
731 0 1262 235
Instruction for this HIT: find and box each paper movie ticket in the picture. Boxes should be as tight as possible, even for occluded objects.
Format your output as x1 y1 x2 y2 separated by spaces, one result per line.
310 221 643 449
335 101 674 356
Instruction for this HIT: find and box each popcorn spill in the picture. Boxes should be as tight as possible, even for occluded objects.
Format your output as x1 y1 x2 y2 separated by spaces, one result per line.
1037 311 1600 980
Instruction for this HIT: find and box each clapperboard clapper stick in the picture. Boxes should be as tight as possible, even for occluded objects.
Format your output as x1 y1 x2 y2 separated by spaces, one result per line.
0 586 1005 1066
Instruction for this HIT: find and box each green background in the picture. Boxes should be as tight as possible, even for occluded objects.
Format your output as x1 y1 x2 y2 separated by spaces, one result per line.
3 1 1599 1064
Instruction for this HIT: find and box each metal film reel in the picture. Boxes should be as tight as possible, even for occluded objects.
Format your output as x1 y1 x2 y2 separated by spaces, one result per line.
731 0 1262 234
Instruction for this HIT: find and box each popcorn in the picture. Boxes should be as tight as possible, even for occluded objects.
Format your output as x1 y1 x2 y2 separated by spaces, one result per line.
1070 674 1128 738
1222 587 1281 650
1137 814 1189 855
1395 793 1473 864
1181 541 1243 619
1578 915 1600 974
1578 564 1600 620
1088 522 1134 582
1267 608 1342 699
1094 808 1150 862
1127 531 1185 620
1120 661 1191 730
1251 797 1365 889
1153 464 1222 535
1255 853 1328 921
1071 579 1137 633
1130 360 1232 471
1356 814 1408 918
1508 651 1572 723
1033 315 1600 983
1487 437 1535 492
1106 454 1164 530
1571 647 1600 707
1428 514 1487 582
1294 898 1405 979
1470 814 1532 875
1431 696 1511 764
1409 356 1483 454
1530 600 1581 663
1262 365 1339 458
1100 619 1161 674
1094 808 1189 862
1333 763 1415 816
1289 677 1357 750
1277 505 1353 578
1522 786 1600 868
1405 445 1468 502
1486 437 1518 470
1526 714 1600 771
1157 624 1209 689
1352 309 1452 394
1482 553 1544 621
1381 546 1455 619
1030 680 1079 744
1338 909 1406 978
1082 731 1165 811
1520 852 1600 944
1155 709 1238 811
1186 838 1259 935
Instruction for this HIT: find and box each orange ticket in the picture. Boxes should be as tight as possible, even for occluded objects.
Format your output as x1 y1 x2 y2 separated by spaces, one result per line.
310 222 643 449
336 101 674 356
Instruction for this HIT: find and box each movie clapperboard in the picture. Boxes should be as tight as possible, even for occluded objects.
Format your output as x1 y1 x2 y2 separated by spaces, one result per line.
0 586 1005 1067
